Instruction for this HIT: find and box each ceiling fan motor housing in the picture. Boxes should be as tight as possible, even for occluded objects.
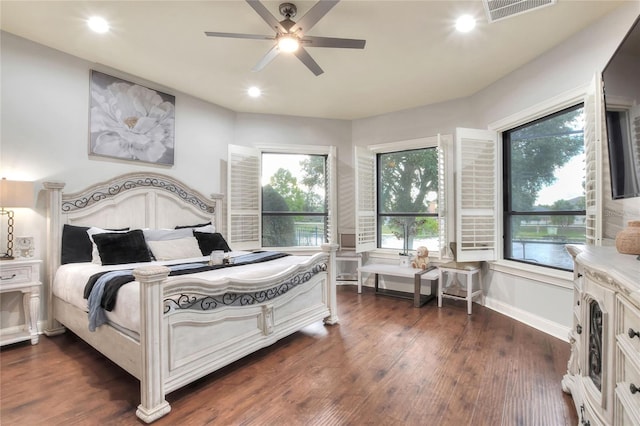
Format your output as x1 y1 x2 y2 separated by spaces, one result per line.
279 3 297 18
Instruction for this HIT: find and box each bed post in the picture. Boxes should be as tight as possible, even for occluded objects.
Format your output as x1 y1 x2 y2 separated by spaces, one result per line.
43 181 66 336
322 243 339 325
134 265 172 424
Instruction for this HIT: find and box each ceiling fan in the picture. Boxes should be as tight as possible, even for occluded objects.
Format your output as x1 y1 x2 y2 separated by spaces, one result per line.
205 0 366 76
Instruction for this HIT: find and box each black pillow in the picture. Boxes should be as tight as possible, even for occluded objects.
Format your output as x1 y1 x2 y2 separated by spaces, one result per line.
92 229 152 265
174 222 211 229
193 231 231 255
61 225 92 264
61 224 129 264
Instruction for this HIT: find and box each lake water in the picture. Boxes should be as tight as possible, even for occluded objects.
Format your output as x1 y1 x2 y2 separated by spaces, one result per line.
381 235 576 270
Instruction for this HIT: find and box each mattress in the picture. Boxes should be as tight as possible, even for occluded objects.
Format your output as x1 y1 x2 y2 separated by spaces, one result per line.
53 252 315 334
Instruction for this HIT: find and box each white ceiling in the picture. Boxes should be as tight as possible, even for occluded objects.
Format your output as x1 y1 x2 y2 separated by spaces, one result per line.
0 1 625 120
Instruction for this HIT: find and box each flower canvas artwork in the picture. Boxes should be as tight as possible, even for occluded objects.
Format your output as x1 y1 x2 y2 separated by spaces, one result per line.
89 70 175 165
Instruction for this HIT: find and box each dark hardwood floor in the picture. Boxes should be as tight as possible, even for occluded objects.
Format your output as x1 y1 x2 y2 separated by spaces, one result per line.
0 286 577 425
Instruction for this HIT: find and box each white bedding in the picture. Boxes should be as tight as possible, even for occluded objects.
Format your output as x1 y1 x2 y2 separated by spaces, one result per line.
53 252 314 335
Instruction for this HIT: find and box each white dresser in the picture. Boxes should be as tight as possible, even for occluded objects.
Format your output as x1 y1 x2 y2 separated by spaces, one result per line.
564 245 640 425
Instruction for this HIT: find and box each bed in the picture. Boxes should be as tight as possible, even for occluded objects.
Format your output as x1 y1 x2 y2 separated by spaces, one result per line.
43 172 338 423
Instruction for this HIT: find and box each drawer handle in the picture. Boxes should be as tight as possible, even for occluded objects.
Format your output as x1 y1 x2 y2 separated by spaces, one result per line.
628 328 640 339
0 274 16 280
579 405 590 425
576 324 582 335
631 383 640 394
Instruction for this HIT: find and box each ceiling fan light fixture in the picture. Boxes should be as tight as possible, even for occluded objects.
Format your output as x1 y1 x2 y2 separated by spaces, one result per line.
277 35 299 53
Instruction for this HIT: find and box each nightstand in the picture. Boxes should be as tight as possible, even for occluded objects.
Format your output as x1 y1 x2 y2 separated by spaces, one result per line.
0 259 42 346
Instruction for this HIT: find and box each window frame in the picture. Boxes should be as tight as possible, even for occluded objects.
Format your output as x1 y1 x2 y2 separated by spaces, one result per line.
355 135 452 259
502 103 587 271
375 147 440 252
227 143 337 251
261 151 329 248
486 82 600 284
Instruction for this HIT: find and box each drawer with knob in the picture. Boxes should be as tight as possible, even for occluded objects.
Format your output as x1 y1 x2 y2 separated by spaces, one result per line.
0 264 33 287
615 328 640 424
617 295 640 354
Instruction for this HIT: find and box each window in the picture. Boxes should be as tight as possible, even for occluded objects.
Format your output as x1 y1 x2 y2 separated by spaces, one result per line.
503 104 586 271
355 135 449 256
228 144 335 251
377 148 439 253
261 153 327 247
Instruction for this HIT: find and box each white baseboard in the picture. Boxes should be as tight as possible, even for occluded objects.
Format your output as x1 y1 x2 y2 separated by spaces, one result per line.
483 296 571 343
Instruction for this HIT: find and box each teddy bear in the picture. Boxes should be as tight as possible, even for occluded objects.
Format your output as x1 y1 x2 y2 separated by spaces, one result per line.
411 246 429 270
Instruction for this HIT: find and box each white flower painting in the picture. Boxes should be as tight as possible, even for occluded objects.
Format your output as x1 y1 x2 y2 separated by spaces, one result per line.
89 70 175 165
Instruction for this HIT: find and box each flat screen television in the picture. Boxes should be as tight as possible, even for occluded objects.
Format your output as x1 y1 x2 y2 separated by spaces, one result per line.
602 15 640 200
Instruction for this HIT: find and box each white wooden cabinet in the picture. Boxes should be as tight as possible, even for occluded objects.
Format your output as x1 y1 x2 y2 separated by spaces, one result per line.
0 259 42 346
564 245 640 425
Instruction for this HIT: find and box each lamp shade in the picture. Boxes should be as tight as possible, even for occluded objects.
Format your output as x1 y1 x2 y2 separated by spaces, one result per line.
0 178 34 208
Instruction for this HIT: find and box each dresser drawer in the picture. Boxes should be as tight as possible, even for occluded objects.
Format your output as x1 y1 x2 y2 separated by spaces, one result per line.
0 265 33 286
618 295 640 354
615 381 640 426
618 344 640 388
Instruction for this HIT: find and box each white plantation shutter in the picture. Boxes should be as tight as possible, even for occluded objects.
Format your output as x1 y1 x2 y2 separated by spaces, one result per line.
437 135 448 259
455 128 499 261
326 146 337 244
227 144 261 250
583 75 603 246
355 145 376 253
625 104 640 198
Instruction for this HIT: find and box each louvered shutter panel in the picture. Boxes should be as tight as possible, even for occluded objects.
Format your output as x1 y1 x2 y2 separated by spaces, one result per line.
437 135 448 259
455 128 498 261
355 145 376 253
631 104 640 176
326 146 337 244
227 144 261 250
583 75 603 246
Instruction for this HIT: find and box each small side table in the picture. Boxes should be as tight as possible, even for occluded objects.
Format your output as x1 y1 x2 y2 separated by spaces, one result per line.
0 259 42 346
438 262 482 315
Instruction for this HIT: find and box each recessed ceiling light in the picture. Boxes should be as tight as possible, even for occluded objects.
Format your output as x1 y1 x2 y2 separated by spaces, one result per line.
248 86 262 98
455 15 476 33
87 16 110 33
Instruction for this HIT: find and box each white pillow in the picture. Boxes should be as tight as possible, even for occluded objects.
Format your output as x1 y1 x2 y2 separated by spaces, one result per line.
147 237 203 261
86 227 128 264
143 224 215 242
143 228 192 241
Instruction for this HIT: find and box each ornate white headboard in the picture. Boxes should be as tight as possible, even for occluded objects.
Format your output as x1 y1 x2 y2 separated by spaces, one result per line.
43 172 223 299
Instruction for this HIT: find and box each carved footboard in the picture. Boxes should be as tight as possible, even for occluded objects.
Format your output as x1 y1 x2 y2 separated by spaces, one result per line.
134 244 338 423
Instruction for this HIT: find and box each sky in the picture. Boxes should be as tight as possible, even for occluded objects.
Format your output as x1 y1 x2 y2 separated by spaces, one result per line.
535 155 585 205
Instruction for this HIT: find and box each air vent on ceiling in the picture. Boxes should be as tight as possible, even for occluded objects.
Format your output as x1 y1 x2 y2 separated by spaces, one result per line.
483 0 557 23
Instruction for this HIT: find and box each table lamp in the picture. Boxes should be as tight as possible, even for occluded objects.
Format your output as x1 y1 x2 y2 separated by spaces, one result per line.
0 178 34 260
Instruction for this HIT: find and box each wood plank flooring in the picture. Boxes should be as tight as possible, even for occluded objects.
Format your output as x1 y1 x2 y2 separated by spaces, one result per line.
0 286 577 425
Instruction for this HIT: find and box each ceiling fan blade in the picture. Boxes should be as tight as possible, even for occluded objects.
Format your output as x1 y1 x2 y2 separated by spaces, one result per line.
205 31 275 41
245 0 287 33
302 35 366 49
294 47 324 76
291 0 339 33
253 45 280 72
